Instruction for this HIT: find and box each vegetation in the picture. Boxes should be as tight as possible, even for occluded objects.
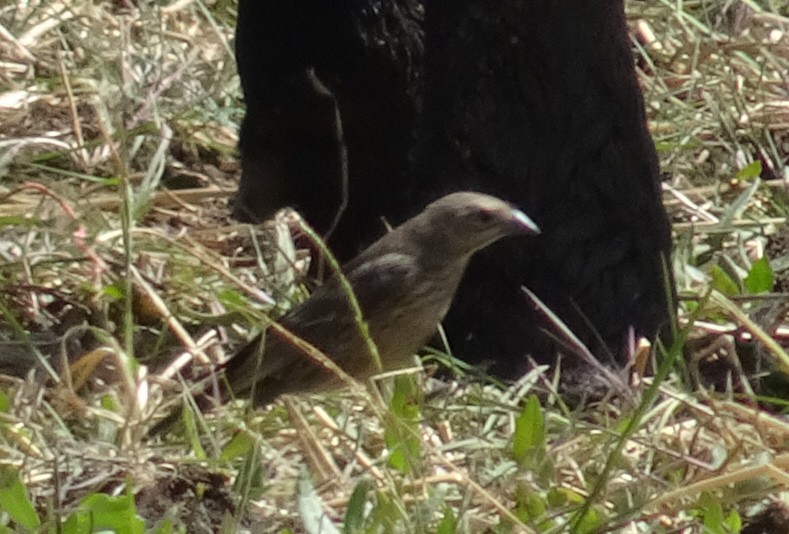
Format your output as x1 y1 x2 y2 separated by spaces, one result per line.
0 0 787 531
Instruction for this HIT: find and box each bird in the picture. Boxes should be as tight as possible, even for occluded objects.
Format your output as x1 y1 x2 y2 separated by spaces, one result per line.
158 191 540 428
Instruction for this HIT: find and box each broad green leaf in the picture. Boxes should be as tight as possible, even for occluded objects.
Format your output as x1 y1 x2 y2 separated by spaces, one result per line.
512 395 545 467
736 160 762 181
385 376 421 474
435 508 457 534
744 257 773 294
344 479 374 534
0 466 40 529
710 266 740 296
220 429 255 462
0 389 10 413
63 491 144 534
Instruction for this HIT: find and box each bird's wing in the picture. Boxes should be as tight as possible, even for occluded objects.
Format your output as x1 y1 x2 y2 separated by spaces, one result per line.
223 252 419 399
278 251 419 344
319 251 421 316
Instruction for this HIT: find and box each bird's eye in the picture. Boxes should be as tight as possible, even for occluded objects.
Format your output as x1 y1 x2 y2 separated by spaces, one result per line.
475 210 494 223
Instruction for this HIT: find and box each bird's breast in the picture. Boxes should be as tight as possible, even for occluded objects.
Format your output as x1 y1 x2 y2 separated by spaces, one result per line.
366 277 460 369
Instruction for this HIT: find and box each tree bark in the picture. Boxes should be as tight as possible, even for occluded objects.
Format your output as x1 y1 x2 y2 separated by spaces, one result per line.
233 0 675 374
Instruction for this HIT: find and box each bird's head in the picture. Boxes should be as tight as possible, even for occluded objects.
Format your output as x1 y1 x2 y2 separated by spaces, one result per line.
415 191 540 259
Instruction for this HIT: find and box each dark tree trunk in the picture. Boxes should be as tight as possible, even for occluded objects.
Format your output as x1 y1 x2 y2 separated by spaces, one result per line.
414 0 674 371
232 0 675 375
234 0 424 259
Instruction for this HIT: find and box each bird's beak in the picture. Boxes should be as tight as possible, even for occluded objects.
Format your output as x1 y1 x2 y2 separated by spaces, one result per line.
510 208 541 235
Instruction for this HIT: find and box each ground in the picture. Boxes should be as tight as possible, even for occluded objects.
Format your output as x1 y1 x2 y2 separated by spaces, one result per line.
0 1 788 532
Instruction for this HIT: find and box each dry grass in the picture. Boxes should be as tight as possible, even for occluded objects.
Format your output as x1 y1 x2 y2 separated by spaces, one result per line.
1 0 788 532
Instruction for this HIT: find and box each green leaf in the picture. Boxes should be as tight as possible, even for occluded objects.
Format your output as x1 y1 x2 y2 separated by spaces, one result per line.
385 376 422 474
365 492 400 532
736 160 762 181
744 257 773 294
103 283 124 301
344 479 374 534
220 430 255 462
217 288 248 308
0 389 10 413
153 519 175 534
183 403 206 460
512 395 545 467
435 507 457 534
514 483 547 525
699 492 726 534
387 444 407 472
0 466 40 529
389 375 420 421
63 491 144 534
710 266 740 296
725 509 742 532
0 216 37 227
573 505 605 534
546 487 568 507
61 511 91 534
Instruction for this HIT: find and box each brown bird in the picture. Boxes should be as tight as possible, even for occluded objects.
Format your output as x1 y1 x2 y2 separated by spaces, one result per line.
216 191 540 407
148 191 539 439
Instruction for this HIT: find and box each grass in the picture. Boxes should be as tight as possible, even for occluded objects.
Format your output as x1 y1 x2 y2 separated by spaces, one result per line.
1 0 788 532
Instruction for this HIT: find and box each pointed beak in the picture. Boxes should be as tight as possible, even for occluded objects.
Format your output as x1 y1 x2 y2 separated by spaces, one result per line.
511 208 541 235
